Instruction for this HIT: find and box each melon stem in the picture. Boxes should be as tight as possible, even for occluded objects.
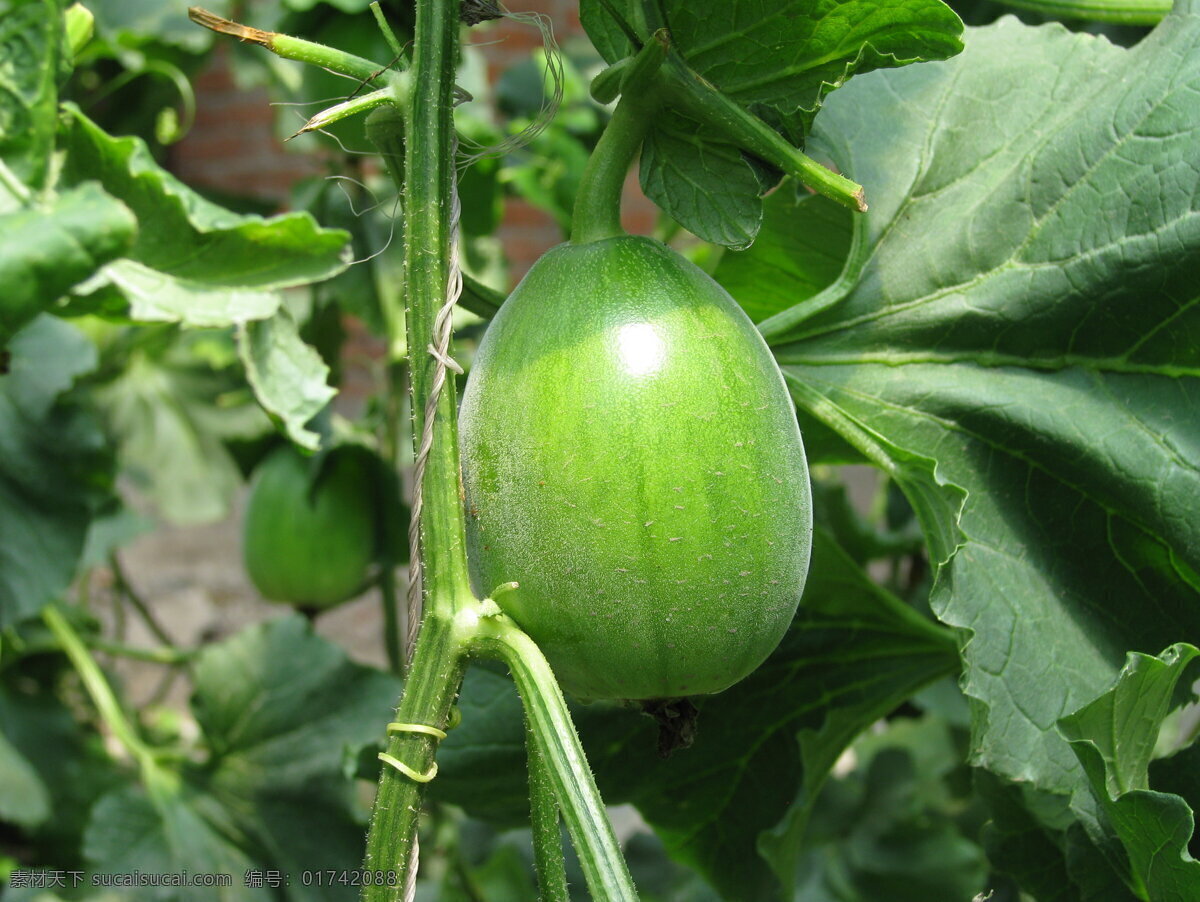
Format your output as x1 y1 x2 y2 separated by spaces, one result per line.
570 33 668 245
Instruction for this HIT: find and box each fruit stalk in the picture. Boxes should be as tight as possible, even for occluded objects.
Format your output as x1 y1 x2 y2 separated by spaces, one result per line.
570 33 668 244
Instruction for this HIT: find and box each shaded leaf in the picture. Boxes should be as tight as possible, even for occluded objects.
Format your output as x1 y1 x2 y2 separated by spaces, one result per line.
190 617 404 899
780 718 989 901
977 770 1080 902
0 680 121 857
714 189 853 325
192 615 401 786
84 781 271 901
0 316 111 626
0 182 136 347
0 730 50 828
1151 743 1200 861
639 111 762 249
92 346 248 526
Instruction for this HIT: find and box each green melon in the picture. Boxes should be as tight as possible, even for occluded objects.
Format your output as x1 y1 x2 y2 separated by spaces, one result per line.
460 236 812 700
242 445 376 609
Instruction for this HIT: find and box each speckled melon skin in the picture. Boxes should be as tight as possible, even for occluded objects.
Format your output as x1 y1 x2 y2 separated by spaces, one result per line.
459 236 812 700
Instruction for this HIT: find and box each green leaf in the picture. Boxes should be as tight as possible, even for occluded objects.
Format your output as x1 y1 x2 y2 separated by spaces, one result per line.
580 0 963 242
0 316 111 626
71 618 405 901
1151 742 1200 856
95 259 280 328
0 729 50 828
639 111 763 249
0 678 124 862
0 0 65 191
57 104 350 325
92 345 248 526
779 718 989 901
237 307 334 451
193 615 401 786
977 771 1081 902
775 12 1200 820
83 781 272 901
189 617 404 898
1058 644 1200 898
438 529 958 900
714 189 854 325
662 0 965 138
0 182 136 347
614 529 956 902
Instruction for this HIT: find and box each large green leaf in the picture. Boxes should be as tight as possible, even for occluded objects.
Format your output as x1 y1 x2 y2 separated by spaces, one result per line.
436 528 958 900
191 616 403 899
192 615 401 786
580 0 963 243
57 104 350 324
0 316 112 626
0 0 65 191
767 3 1200 856
0 182 136 347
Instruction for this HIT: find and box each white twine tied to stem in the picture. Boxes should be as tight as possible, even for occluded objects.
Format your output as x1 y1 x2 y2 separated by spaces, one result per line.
398 151 464 902
404 177 465 664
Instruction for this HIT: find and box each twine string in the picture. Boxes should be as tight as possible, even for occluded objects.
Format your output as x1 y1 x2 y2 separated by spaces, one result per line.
404 153 464 663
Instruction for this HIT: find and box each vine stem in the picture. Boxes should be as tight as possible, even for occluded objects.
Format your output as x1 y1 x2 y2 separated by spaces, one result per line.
993 0 1168 22
110 553 175 648
42 605 170 792
471 611 639 902
528 717 570 902
359 3 642 898
361 0 473 896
